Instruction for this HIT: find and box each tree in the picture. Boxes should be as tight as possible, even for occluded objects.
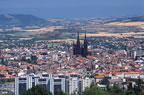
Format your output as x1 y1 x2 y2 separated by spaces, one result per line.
107 84 127 95
128 82 133 91
22 85 52 95
139 89 144 95
126 82 136 95
126 90 136 95
0 92 14 95
100 78 109 85
106 81 111 91
55 91 67 95
82 85 109 95
134 79 144 95
0 78 15 84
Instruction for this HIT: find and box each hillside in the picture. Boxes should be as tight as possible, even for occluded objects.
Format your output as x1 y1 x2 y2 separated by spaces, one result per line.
0 14 49 27
106 16 144 29
110 16 144 23
0 15 144 42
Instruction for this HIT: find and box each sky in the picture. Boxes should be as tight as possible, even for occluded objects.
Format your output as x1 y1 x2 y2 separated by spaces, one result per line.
0 0 144 18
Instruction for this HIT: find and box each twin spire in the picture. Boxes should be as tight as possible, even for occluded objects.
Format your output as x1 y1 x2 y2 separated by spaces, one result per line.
73 30 88 57
77 31 87 44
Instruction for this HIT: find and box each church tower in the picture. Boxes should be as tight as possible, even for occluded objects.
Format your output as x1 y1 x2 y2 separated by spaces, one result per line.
73 31 88 57
82 31 88 57
73 32 81 56
76 31 81 55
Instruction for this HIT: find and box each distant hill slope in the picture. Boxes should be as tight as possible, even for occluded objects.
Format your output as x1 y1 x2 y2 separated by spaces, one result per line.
110 16 144 23
0 14 49 27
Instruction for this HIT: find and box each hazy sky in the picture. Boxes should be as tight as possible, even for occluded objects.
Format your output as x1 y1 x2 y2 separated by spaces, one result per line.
0 0 144 18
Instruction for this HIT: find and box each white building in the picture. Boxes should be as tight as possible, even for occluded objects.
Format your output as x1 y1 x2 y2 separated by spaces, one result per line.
15 73 95 95
15 73 67 95
69 78 79 94
81 77 93 91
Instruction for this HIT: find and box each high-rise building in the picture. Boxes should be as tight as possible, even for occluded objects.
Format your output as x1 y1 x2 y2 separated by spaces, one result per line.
81 77 94 91
15 73 94 95
69 78 79 94
15 73 67 95
53 78 66 95
73 31 88 57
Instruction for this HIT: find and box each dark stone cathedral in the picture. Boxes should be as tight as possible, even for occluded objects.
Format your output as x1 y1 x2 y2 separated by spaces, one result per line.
73 31 88 57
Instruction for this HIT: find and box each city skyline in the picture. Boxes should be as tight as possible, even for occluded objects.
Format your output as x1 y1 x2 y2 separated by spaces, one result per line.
1 0 144 95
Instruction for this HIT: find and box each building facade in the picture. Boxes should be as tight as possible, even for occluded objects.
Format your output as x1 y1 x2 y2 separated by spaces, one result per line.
15 73 94 95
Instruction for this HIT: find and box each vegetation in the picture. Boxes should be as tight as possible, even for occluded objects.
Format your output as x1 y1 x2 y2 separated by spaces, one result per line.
82 79 144 95
0 92 14 95
22 85 52 95
55 91 67 95
82 85 109 95
0 78 15 84
22 85 69 95
21 59 35 64
107 84 126 95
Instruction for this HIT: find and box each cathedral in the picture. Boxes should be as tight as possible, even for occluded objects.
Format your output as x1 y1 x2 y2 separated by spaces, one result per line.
73 31 88 57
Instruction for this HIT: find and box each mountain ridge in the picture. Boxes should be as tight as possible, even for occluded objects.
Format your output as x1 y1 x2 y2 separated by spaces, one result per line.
0 14 49 27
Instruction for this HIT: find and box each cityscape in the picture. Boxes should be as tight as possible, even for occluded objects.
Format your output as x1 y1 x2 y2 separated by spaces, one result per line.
0 0 144 95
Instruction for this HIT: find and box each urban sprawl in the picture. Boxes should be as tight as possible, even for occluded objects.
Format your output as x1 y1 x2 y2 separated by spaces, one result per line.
0 31 144 95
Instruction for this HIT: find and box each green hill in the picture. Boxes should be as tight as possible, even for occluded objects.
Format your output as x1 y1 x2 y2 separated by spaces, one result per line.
0 14 49 27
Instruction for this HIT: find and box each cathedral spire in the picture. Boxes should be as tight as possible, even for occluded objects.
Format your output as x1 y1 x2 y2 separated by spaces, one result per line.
78 31 79 39
85 30 86 39
77 31 79 40
84 30 87 44
83 29 88 57
77 31 80 45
